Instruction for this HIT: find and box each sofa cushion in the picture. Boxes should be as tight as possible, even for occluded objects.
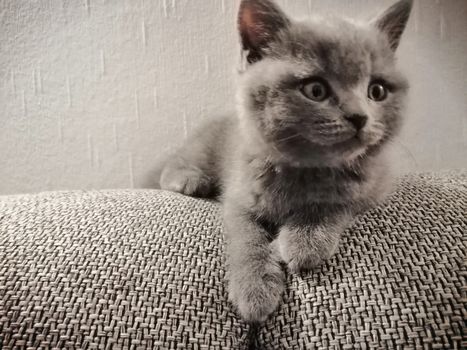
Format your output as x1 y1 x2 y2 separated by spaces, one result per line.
0 173 465 349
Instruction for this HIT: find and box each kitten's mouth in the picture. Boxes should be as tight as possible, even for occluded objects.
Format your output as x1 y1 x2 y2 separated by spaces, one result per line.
351 132 365 144
340 128 373 144
272 130 373 163
271 131 371 167
314 132 372 161
308 131 365 149
332 136 362 149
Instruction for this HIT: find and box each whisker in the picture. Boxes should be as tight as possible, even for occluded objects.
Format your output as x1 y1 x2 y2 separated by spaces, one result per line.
387 138 419 168
275 134 302 144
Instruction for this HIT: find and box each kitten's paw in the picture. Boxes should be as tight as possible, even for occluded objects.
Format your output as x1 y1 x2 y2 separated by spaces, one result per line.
273 228 340 274
229 259 285 323
286 249 331 274
160 166 212 197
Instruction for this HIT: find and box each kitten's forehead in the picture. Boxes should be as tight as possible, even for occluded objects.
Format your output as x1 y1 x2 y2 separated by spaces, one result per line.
274 18 392 85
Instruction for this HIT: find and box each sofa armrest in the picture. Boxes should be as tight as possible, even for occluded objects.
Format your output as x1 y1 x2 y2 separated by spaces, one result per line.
0 172 465 349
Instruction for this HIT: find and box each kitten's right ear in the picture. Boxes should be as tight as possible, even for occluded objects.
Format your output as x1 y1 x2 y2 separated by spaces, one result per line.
238 0 291 64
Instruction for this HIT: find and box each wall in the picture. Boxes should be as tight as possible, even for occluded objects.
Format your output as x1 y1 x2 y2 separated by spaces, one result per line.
1 0 466 195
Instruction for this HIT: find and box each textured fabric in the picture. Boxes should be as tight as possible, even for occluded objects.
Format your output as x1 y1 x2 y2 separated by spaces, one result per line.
0 173 466 349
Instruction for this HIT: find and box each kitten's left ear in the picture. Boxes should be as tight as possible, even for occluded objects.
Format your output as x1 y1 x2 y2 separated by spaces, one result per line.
372 0 413 51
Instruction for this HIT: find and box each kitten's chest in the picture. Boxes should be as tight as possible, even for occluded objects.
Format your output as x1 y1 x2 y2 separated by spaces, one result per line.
251 165 366 220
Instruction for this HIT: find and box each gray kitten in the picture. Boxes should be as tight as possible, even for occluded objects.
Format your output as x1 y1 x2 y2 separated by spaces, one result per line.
160 0 412 325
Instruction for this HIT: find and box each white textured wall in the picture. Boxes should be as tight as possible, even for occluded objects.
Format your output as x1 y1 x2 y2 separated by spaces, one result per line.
1 0 466 195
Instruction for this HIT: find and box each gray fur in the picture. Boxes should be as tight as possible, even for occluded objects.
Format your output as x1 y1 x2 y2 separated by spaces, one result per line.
160 0 412 324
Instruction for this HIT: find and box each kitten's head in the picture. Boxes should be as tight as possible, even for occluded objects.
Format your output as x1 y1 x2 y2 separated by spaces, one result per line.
237 0 412 167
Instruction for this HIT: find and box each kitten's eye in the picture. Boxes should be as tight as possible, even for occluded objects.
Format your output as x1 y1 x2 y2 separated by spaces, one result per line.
368 82 388 102
301 80 329 102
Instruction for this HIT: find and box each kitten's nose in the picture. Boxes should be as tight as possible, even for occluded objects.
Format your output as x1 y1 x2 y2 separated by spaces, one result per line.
345 114 368 131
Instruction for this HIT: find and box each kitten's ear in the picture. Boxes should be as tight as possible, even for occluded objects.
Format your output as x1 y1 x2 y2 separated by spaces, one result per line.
372 0 413 51
238 0 291 63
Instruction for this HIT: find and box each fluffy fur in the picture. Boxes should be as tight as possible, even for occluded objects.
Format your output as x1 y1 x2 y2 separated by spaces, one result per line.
160 0 413 326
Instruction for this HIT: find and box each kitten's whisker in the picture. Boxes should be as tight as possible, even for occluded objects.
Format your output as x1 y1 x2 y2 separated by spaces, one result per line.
388 139 419 167
275 134 302 144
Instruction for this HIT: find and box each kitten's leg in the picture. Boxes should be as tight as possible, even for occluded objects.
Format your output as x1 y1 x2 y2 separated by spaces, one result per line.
160 156 214 197
224 204 285 323
274 214 352 274
160 118 230 197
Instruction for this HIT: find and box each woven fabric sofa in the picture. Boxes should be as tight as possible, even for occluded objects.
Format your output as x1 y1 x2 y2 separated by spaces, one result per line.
0 173 465 349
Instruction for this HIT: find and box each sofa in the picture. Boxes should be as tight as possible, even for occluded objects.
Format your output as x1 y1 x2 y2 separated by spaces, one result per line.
0 172 465 349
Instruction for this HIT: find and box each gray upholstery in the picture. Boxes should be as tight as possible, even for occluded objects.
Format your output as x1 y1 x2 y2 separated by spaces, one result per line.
0 173 465 349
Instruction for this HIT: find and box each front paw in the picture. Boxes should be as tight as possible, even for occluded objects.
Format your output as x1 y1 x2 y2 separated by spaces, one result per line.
160 165 212 197
228 258 285 323
273 226 340 274
286 249 333 274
